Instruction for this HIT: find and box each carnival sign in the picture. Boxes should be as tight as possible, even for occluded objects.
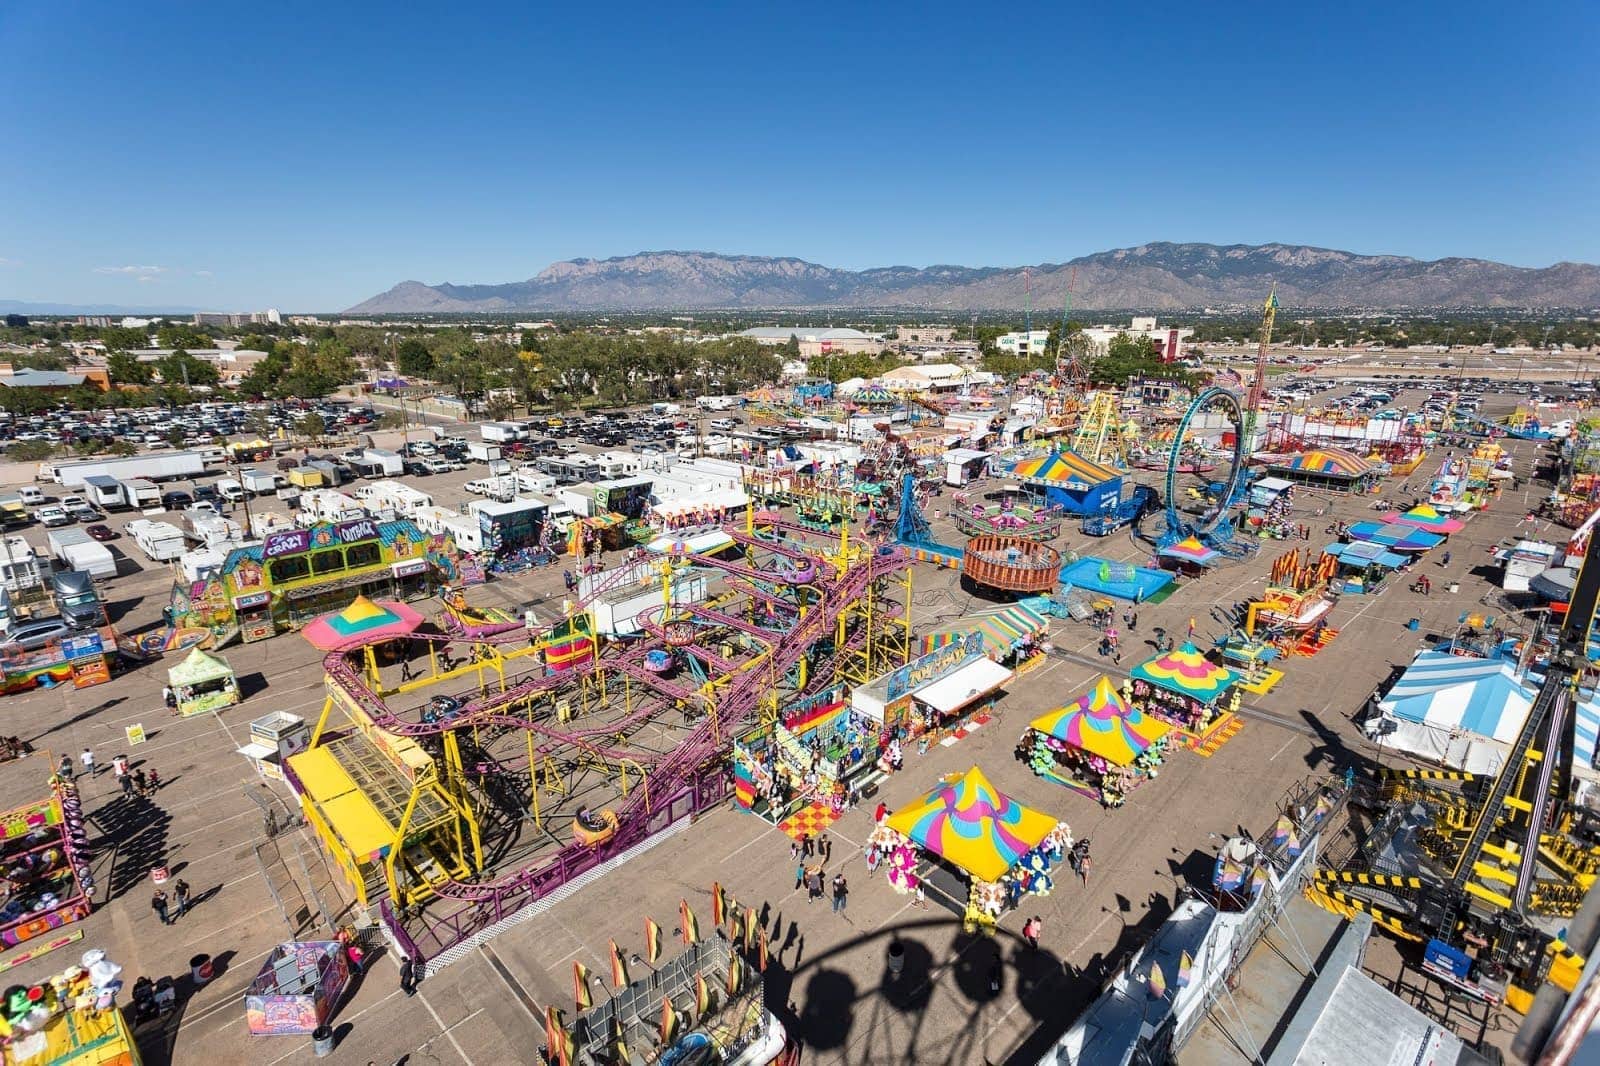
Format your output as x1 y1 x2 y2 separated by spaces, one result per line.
263 520 381 559
886 630 984 700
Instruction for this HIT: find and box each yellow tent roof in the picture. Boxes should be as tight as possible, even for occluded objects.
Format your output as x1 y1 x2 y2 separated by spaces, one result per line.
886 765 1058 882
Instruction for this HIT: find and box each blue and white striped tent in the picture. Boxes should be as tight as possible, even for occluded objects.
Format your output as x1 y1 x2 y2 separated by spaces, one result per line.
1371 650 1600 776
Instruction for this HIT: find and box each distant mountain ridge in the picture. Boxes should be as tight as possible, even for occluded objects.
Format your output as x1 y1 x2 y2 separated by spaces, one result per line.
346 243 1600 313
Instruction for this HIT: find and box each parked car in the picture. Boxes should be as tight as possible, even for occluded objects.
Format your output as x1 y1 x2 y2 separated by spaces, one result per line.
2 618 71 651
84 524 118 541
38 506 70 527
67 505 100 523
161 491 193 510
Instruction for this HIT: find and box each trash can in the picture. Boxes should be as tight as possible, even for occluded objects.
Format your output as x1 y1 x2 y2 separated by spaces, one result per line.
887 940 905 982
312 1025 334 1057
189 954 212 986
1406 618 1420 631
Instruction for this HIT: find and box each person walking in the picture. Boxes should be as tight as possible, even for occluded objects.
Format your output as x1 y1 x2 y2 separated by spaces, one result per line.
151 889 170 926
801 833 814 858
80 748 95 777
163 685 178 716
1440 550 1452 568
831 873 848 914
133 769 148 796
120 772 136 798
1023 916 1042 950
173 879 191 918
820 833 832 863
789 839 801 862
866 844 880 877
399 955 417 997
147 768 161 792
795 861 805 892
59 754 75 781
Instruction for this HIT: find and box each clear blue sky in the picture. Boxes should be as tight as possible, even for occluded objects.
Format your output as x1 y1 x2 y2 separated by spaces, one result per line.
1 0 1595 311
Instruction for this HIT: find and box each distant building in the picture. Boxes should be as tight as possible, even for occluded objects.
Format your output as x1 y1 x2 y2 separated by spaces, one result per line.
880 363 985 393
897 326 955 345
0 367 107 392
193 309 281 327
994 330 1051 358
1081 317 1195 361
75 316 112 328
737 326 883 358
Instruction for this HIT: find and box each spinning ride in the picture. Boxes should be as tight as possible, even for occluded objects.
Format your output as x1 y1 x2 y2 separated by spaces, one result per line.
1162 387 1248 548
961 535 1062 595
950 498 1066 542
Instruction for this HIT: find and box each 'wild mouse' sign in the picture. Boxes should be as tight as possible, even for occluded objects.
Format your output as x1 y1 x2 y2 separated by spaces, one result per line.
263 520 382 559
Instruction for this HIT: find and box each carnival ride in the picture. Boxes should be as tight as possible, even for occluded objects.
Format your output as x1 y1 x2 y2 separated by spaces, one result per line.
1307 528 1600 1017
1159 387 1249 550
961 535 1062 596
1067 392 1131 467
949 494 1066 542
293 512 913 962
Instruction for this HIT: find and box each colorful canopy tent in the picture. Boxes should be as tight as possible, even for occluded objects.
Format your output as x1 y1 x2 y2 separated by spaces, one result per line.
1131 642 1239 704
1266 447 1374 491
920 601 1049 659
851 385 897 406
301 595 425 650
1345 522 1445 552
167 646 240 716
1367 649 1600 777
1011 449 1124 515
1030 677 1171 766
1391 504 1465 534
1322 540 1409 570
885 766 1058 882
1158 537 1220 567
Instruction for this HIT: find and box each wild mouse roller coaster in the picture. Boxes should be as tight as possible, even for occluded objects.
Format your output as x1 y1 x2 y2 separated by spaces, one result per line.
289 512 912 965
1157 386 1250 551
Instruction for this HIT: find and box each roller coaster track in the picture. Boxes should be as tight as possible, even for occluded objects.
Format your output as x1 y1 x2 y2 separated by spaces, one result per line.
415 546 907 913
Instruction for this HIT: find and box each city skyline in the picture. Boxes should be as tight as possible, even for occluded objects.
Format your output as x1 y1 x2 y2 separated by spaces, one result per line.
1 0 1596 310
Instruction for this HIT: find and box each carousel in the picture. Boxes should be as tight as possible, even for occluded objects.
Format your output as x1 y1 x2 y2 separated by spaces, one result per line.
1024 677 1172 808
870 766 1070 933
949 494 1067 542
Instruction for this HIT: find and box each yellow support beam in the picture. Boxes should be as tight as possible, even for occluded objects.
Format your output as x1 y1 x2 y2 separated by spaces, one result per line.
1464 880 1513 909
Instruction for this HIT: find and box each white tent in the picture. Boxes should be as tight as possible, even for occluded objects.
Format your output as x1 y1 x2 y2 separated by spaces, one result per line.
1368 650 1600 779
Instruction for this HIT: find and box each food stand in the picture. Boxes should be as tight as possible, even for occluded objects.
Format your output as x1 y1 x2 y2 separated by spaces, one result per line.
166 648 240 717
244 941 351 1037
1128 642 1241 741
236 712 311 781
1024 677 1171 807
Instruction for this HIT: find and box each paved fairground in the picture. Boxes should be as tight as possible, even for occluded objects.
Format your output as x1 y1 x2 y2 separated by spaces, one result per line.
0 388 1563 1065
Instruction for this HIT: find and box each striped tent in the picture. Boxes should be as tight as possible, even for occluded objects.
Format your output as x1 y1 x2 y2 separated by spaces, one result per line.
886 766 1059 882
921 602 1049 658
1030 676 1170 766
1269 447 1373 478
1012 449 1120 491
1345 522 1445 552
1132 642 1239 702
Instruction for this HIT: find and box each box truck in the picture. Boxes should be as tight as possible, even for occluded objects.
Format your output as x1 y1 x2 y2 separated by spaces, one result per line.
119 479 162 513
82 475 126 510
240 468 279 496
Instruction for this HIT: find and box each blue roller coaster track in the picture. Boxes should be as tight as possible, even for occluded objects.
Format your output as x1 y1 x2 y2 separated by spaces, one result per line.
1162 386 1249 549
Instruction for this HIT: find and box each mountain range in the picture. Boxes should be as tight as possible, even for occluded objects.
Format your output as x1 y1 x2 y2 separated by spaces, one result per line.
346 243 1600 314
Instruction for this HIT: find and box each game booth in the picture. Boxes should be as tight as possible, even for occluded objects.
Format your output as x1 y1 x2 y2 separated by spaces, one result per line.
870 766 1071 933
733 689 885 828
850 633 1014 751
166 648 240 718
1023 677 1172 808
1156 537 1221 575
244 940 351 1037
0 951 139 1066
1128 643 1241 745
0 783 95 950
1321 540 1409 595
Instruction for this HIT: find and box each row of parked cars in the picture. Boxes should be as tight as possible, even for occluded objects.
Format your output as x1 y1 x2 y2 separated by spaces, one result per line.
0 399 378 453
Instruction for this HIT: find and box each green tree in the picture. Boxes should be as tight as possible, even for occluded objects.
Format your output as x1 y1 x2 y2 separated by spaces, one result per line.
100 326 150 350
14 350 70 372
155 350 220 388
155 323 208 350
165 424 188 448
296 412 326 439
395 338 434 377
5 440 54 462
105 350 153 386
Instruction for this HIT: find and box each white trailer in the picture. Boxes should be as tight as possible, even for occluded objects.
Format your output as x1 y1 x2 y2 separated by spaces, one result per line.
48 450 206 488
81 475 126 510
119 478 162 513
480 422 528 444
412 505 486 553
241 468 279 496
126 520 187 562
361 449 404 477
46 530 116 580
468 442 503 463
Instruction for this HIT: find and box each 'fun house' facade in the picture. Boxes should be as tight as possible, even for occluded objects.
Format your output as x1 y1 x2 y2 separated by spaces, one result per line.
170 518 461 645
